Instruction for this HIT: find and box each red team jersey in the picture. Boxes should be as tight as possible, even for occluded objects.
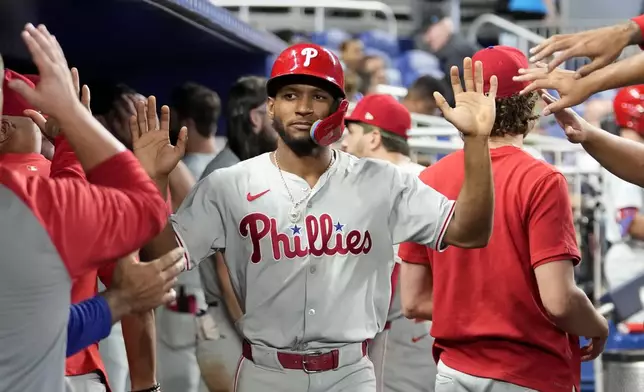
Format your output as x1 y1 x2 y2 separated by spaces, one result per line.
0 152 51 177
0 137 167 389
398 146 582 392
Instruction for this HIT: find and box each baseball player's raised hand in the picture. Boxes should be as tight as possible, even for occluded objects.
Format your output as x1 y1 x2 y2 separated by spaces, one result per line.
7 24 81 120
528 21 639 77
434 58 497 138
513 63 594 115
24 67 91 143
129 96 187 179
540 90 591 144
109 247 186 315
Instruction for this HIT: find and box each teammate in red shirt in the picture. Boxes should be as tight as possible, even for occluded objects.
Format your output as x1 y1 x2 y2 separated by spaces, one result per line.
398 46 608 392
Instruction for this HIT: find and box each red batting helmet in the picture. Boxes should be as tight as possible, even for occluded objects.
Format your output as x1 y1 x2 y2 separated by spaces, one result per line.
614 85 644 134
267 43 345 99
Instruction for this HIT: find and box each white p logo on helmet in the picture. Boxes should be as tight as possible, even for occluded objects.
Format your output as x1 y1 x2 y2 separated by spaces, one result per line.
301 47 319 67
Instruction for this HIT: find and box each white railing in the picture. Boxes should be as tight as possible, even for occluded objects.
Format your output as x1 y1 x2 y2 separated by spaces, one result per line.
209 0 398 36
467 13 547 55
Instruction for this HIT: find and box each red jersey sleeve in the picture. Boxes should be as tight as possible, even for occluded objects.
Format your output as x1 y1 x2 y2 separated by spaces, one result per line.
1 151 169 279
97 262 117 287
49 135 85 180
527 172 581 268
631 15 644 50
398 242 431 264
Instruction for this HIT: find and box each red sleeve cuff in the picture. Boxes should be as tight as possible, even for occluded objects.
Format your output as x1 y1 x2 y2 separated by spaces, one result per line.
398 242 431 265
631 15 644 50
532 248 582 269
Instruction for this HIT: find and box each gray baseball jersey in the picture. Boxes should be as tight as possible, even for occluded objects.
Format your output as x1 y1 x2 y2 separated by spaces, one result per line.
171 150 455 349
370 159 436 392
198 146 241 304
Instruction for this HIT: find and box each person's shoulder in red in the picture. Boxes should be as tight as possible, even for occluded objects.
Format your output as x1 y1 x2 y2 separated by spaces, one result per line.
0 153 51 177
399 146 580 392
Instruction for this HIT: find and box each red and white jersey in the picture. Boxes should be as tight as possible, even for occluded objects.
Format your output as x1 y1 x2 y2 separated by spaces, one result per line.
171 150 454 349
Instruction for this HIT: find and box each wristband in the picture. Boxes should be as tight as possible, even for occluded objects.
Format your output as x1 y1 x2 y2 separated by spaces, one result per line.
630 15 644 49
131 383 161 392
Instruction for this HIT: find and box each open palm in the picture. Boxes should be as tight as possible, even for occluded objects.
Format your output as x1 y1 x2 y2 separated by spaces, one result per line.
130 96 187 179
436 58 497 137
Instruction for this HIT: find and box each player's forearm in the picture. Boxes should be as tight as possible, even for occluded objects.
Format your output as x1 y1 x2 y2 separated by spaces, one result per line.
400 263 433 320
141 175 181 261
140 224 180 262
581 126 644 187
402 299 433 321
56 103 127 172
445 137 493 248
169 162 196 212
548 287 607 337
122 311 158 390
585 51 644 94
215 254 243 322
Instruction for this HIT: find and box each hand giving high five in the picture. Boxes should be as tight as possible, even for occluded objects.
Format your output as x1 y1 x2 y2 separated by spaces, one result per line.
24 67 91 142
129 96 187 179
7 24 82 119
435 58 498 138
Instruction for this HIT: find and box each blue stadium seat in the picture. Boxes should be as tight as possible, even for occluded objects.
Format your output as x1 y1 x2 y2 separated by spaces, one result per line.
359 30 399 58
310 29 351 51
395 50 444 88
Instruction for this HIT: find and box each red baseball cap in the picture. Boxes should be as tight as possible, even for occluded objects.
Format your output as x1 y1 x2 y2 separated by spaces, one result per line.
345 94 412 139
2 69 36 116
472 46 530 98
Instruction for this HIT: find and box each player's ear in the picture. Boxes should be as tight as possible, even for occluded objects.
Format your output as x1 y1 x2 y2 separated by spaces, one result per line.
369 128 382 150
267 98 275 120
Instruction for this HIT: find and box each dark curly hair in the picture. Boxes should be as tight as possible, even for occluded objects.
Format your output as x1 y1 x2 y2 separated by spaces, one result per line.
491 92 539 138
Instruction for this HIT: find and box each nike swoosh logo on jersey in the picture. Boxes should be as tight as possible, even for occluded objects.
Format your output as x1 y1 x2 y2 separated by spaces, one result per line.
411 334 428 343
247 189 270 202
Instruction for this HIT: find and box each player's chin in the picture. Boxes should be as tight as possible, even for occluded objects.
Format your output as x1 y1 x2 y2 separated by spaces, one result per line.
285 128 314 141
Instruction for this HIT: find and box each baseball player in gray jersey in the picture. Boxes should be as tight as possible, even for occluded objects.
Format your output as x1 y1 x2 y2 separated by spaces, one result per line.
341 93 435 392
196 76 277 392
143 43 499 392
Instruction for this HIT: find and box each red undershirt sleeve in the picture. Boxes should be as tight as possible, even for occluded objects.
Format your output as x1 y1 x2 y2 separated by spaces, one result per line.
527 172 581 269
398 241 432 265
1 151 170 279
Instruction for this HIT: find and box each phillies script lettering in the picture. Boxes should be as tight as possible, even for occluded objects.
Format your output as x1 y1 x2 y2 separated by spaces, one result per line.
239 213 372 263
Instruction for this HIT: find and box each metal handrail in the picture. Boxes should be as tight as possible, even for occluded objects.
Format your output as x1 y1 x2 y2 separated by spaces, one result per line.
208 0 398 36
467 13 546 54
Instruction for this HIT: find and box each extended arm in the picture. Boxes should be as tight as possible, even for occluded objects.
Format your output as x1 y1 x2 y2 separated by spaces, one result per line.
580 125 644 187
215 252 243 322
442 137 493 248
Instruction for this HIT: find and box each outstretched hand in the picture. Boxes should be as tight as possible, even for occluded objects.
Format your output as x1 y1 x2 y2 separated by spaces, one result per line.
513 63 594 114
7 24 81 119
24 67 91 142
540 90 593 144
435 58 497 138
130 96 187 179
110 247 186 314
528 23 636 78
